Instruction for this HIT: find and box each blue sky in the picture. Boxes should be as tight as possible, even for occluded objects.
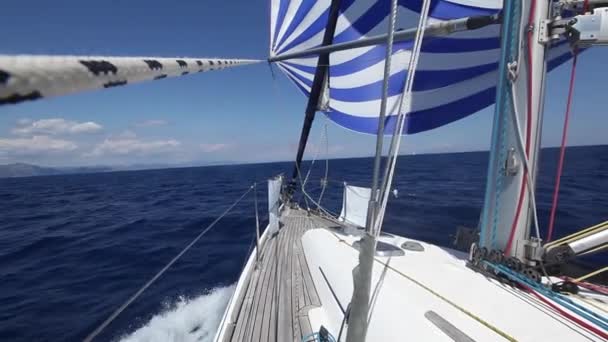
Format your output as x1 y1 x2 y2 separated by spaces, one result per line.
1 0 607 167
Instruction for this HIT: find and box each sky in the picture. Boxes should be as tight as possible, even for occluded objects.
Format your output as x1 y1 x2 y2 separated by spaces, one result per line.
1 0 607 167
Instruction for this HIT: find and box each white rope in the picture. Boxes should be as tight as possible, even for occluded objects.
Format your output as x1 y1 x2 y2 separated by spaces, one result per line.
510 84 542 241
83 185 254 342
0 55 260 106
504 1 542 243
373 0 433 236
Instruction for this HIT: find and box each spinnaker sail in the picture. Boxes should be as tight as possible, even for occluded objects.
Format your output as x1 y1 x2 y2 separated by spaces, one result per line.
270 0 575 134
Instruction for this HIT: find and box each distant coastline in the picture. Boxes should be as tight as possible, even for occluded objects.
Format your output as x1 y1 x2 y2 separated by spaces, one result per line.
0 144 603 179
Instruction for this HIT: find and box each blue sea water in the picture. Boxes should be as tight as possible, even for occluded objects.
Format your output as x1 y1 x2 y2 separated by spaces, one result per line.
0 146 606 341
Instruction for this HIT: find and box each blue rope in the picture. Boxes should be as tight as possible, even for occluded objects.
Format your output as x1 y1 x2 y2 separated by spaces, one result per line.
484 261 608 331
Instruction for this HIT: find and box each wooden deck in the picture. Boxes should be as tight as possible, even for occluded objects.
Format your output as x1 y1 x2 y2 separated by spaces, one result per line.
228 209 323 342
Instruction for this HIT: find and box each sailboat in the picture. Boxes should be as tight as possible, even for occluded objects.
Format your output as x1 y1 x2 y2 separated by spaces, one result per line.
1 0 607 341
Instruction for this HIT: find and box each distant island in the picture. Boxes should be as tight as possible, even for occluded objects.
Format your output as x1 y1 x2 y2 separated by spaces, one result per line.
0 161 238 179
1 145 602 179
0 163 115 178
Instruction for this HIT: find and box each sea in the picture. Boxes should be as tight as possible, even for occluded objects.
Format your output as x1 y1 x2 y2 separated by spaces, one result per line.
1 145 606 342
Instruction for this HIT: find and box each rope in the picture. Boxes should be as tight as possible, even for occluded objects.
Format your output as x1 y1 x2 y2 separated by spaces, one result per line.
526 287 608 340
580 243 608 256
321 228 517 341
387 263 517 341
560 276 608 295
509 74 543 243
564 293 608 315
368 246 515 340
545 220 608 248
576 267 608 282
254 182 262 266
487 262 608 338
547 48 579 242
83 185 254 342
302 120 328 189
294 156 311 210
0 55 259 106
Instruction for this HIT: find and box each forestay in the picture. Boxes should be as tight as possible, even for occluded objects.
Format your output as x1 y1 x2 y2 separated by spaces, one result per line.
269 0 575 134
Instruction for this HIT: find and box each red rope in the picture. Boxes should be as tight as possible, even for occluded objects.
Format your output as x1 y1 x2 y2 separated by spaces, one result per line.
547 50 579 242
523 284 608 340
560 276 608 295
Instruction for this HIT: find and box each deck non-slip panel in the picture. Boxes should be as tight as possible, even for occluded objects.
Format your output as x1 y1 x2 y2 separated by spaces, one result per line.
229 209 322 342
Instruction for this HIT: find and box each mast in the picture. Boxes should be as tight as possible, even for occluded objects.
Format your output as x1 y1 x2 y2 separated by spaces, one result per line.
345 1 399 341
479 0 551 260
288 0 342 195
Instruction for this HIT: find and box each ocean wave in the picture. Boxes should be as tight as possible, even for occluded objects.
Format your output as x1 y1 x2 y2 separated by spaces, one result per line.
118 285 235 342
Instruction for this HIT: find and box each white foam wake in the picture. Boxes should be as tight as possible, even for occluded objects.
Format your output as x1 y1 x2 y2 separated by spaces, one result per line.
119 285 235 342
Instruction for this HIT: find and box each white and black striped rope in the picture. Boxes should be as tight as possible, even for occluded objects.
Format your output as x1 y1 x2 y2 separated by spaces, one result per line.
0 55 261 106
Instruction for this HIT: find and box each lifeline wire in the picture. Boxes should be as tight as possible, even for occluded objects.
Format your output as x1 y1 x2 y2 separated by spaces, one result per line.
84 185 254 342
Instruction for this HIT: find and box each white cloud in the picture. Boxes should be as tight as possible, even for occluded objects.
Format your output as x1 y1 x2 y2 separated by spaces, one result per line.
200 143 231 152
89 136 180 156
118 130 137 139
17 118 32 125
0 135 77 155
136 119 168 127
12 118 103 135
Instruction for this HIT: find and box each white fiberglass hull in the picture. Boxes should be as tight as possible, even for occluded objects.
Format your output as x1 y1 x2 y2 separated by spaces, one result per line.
216 209 608 341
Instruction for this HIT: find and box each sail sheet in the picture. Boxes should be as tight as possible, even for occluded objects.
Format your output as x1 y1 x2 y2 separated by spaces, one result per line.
0 55 259 106
270 0 574 134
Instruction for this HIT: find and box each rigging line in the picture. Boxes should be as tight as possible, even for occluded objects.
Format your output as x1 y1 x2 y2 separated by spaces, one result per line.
289 0 342 191
509 80 542 242
298 180 333 217
564 293 608 316
302 117 328 189
545 220 608 248
367 0 401 237
487 262 608 337
254 182 262 266
294 158 311 210
373 0 432 236
579 242 608 256
527 289 608 340
83 185 254 342
576 267 608 282
547 49 579 242
560 276 608 296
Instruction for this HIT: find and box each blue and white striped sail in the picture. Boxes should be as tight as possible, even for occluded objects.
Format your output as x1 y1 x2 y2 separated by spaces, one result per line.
270 0 574 134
